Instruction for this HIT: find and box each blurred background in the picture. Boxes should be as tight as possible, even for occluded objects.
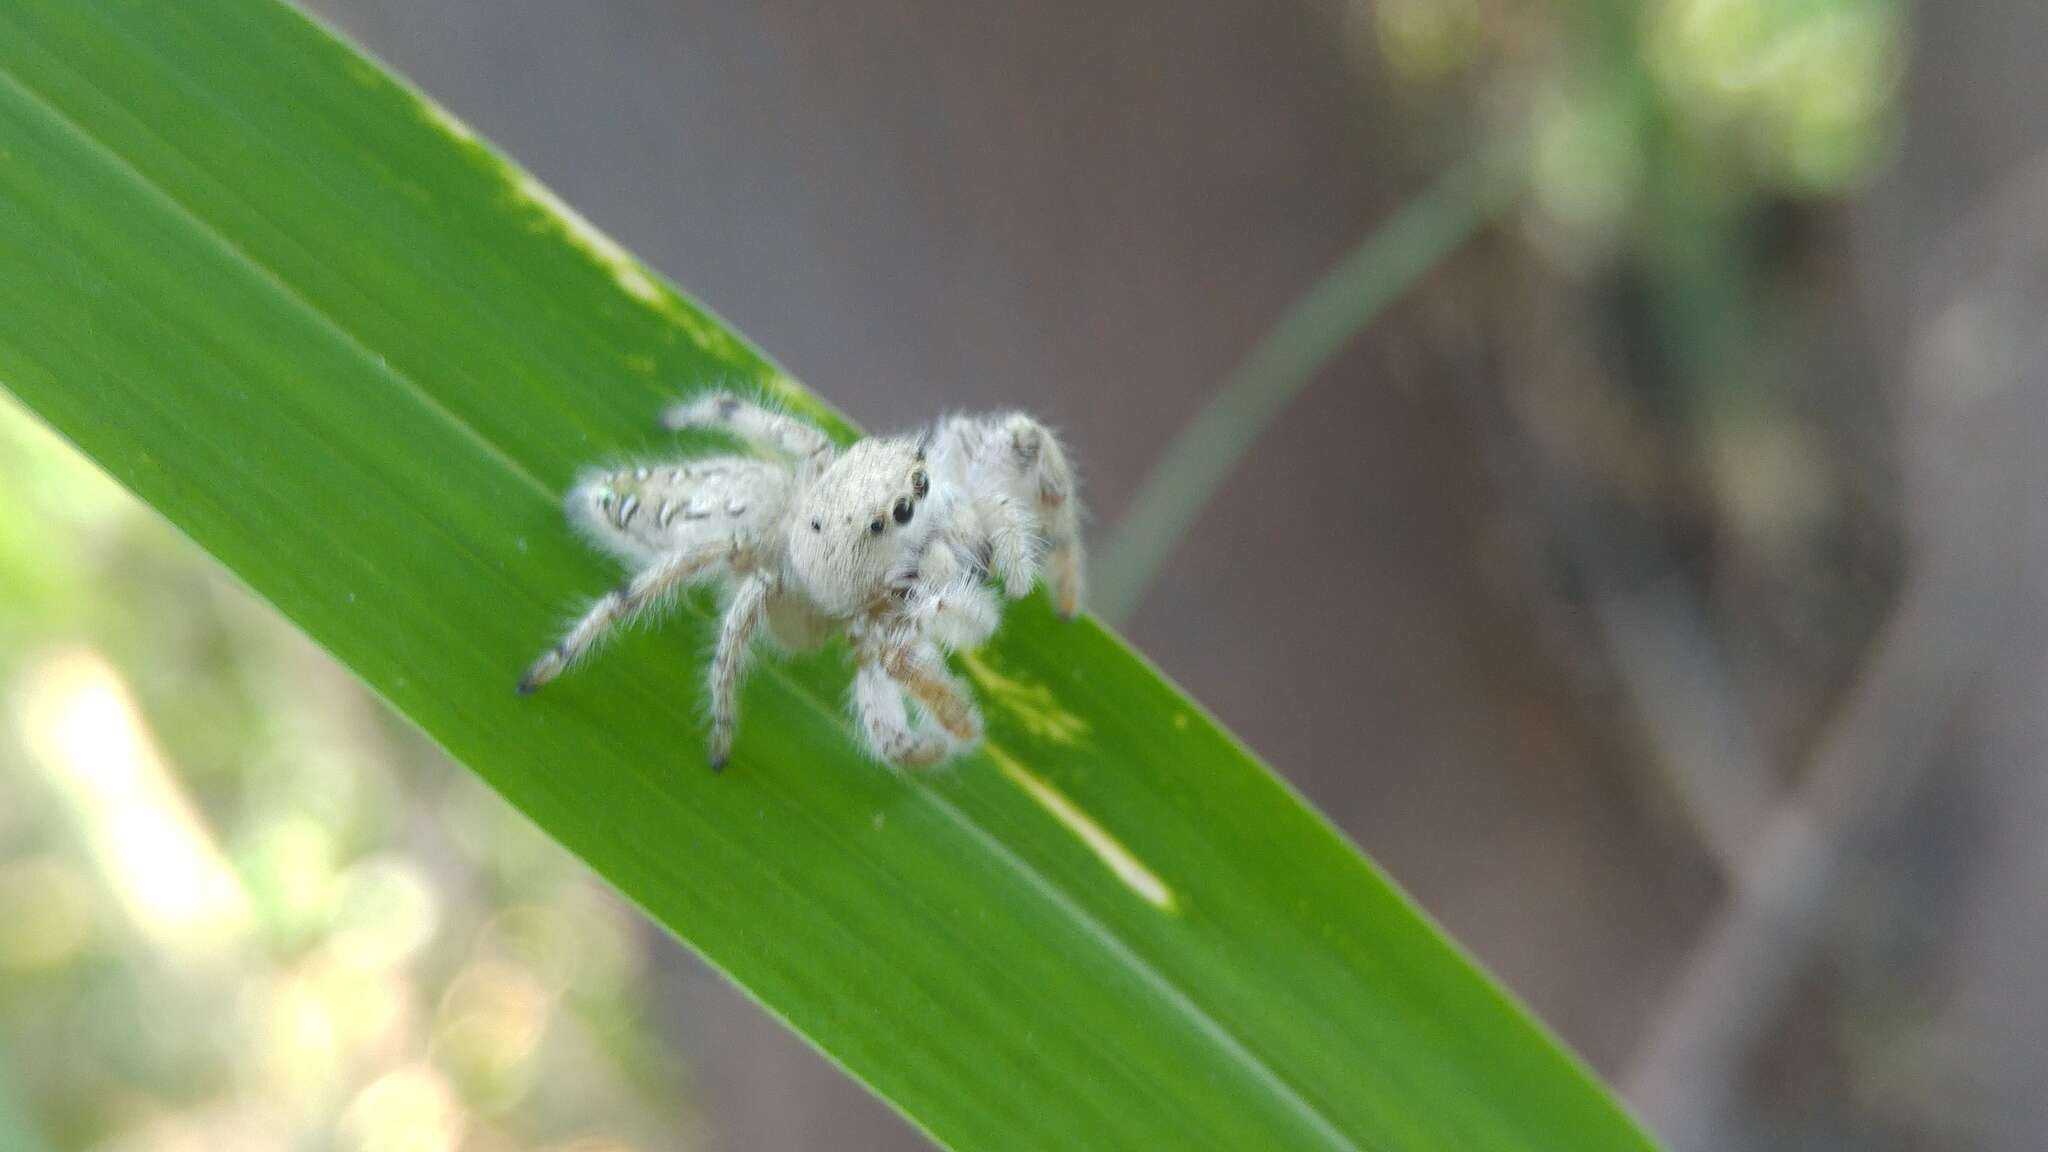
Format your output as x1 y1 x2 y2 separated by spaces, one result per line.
2 0 2043 1149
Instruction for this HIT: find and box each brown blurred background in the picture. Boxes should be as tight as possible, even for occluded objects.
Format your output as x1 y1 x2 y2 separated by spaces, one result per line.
4 1 2044 1149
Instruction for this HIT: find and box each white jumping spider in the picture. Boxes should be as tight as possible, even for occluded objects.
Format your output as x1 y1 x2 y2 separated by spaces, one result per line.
519 391 1083 770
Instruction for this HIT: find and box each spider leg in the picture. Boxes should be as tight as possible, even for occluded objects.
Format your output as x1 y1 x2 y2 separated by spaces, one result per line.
995 413 1085 617
893 539 1001 651
979 491 1042 600
662 390 834 464
912 577 1002 652
945 412 1082 615
884 642 984 747
853 659 952 768
706 572 772 771
519 539 730 694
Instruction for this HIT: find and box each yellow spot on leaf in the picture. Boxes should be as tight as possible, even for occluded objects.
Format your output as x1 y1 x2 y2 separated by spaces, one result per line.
445 148 748 363
418 100 477 146
962 653 1088 745
506 173 747 361
511 173 665 305
986 746 1176 912
764 371 813 407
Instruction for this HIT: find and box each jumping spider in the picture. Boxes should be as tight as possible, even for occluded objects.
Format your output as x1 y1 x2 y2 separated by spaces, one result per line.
518 391 1083 770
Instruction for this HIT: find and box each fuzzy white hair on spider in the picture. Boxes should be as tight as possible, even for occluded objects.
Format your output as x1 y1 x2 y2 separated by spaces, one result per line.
518 390 1083 770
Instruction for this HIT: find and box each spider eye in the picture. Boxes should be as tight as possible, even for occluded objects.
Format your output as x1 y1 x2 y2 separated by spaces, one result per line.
911 470 929 498
810 519 822 532
892 498 914 525
869 517 886 535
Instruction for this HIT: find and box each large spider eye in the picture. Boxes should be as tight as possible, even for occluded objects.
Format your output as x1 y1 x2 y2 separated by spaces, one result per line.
892 497 914 525
869 517 886 535
810 518 822 532
911 470 929 498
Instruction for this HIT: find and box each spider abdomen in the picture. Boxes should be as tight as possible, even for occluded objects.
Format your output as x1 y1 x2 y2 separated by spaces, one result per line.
568 456 790 566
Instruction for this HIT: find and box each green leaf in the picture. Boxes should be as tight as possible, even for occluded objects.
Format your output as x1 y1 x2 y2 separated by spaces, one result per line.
0 4 1659 1150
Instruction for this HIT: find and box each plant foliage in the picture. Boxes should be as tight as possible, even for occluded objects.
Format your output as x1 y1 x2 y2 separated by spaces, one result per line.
0 4 1658 1149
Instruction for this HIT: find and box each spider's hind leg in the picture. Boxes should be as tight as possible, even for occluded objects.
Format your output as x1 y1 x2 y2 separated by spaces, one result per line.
518 539 729 694
663 390 835 466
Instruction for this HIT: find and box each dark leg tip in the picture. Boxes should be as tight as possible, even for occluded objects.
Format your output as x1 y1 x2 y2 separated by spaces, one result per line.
516 675 539 696
708 754 727 774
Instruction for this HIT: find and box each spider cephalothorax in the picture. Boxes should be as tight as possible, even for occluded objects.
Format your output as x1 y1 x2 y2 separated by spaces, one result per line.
518 391 1083 770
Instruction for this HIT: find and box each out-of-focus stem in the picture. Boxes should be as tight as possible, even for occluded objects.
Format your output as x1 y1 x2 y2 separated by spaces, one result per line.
1626 148 2048 1152
1092 143 1526 624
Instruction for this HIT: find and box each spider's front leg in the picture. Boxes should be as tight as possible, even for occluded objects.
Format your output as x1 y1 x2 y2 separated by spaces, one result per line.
978 491 1042 602
519 539 728 693
852 661 954 768
883 642 984 747
977 413 1084 616
890 540 1001 652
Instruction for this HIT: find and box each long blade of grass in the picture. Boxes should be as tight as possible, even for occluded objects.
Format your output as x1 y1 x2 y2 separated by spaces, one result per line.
0 5 1653 1150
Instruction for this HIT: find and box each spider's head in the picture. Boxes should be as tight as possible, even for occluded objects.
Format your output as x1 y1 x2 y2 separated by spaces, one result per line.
789 437 933 616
